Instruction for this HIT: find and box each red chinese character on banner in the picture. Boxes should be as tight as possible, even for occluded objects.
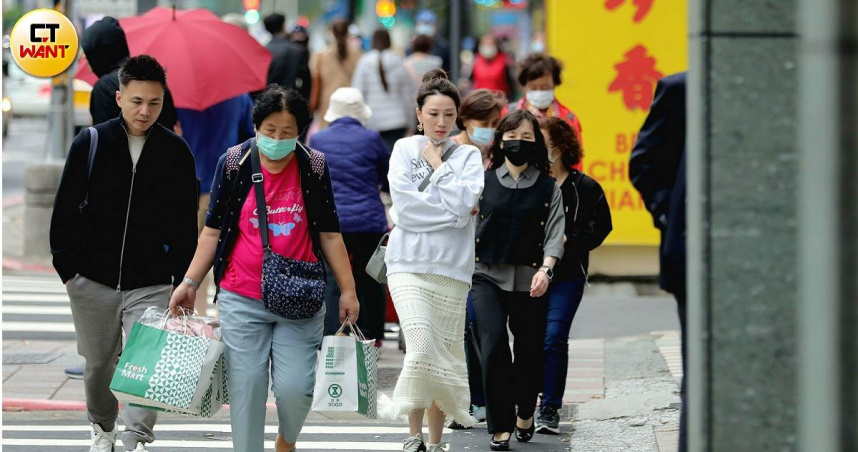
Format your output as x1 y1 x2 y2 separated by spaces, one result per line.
608 45 664 111
605 0 654 23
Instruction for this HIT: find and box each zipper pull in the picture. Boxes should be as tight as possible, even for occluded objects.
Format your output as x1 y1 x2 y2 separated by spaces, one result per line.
116 284 121 292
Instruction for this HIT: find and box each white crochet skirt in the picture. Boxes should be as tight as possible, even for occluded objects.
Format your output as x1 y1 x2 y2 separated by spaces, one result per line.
379 272 475 427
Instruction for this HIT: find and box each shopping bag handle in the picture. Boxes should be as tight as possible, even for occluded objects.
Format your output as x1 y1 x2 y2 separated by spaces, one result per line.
334 317 369 342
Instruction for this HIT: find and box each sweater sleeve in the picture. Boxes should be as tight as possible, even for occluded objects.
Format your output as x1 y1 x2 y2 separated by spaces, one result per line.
427 146 484 219
542 184 566 260
388 140 466 232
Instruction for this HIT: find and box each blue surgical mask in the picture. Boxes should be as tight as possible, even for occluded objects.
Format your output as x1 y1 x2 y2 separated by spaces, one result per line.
257 133 297 160
468 126 495 147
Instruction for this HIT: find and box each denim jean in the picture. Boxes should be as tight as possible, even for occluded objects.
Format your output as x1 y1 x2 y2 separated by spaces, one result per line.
541 277 586 408
217 289 324 451
465 291 485 406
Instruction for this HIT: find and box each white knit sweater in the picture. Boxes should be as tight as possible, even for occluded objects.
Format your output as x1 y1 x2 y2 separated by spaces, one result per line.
385 135 485 285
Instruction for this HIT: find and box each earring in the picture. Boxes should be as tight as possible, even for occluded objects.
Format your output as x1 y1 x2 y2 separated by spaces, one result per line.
417 123 423 132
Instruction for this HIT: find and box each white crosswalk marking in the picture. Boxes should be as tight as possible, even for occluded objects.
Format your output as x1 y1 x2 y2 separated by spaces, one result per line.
0 422 428 451
1 274 217 340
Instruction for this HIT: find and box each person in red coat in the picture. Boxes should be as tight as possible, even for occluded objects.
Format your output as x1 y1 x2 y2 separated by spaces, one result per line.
510 53 583 170
471 34 515 100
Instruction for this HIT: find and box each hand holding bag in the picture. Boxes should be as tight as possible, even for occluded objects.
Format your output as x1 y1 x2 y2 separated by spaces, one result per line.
250 140 326 320
366 143 460 284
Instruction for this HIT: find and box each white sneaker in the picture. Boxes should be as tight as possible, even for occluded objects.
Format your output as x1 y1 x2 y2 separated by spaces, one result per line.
132 444 149 451
90 423 117 452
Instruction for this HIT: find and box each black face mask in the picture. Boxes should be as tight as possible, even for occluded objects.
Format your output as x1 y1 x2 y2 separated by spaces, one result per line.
502 139 536 166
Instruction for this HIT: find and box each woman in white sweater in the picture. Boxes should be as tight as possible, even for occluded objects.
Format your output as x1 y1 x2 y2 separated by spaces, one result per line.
382 69 485 452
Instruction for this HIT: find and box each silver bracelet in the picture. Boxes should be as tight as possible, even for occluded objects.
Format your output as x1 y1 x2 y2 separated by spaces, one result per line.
182 277 201 289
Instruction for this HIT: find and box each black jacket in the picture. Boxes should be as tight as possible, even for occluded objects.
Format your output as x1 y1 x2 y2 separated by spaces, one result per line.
50 117 199 290
555 169 613 280
81 17 178 129
266 37 312 101
629 72 686 294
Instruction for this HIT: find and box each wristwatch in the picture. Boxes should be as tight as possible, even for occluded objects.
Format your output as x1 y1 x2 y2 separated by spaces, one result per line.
540 266 554 281
182 277 201 289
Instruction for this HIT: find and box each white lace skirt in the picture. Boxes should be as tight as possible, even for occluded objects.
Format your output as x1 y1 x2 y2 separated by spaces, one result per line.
379 272 476 427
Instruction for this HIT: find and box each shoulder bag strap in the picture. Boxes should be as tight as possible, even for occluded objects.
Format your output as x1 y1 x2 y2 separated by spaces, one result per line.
417 144 459 192
249 139 271 251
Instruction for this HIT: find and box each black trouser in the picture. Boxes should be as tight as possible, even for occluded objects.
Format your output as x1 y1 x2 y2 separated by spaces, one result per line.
323 232 387 339
676 290 687 452
472 274 549 434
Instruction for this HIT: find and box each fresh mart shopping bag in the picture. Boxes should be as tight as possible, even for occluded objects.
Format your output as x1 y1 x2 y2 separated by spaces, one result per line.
311 321 377 418
110 308 225 415
131 353 229 418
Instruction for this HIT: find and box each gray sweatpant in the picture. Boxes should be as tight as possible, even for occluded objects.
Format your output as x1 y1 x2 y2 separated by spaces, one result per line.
66 274 171 450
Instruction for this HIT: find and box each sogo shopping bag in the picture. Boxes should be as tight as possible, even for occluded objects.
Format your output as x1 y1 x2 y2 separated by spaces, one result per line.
311 319 378 418
110 307 225 416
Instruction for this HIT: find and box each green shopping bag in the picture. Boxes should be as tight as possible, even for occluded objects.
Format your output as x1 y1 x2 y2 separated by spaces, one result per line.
311 320 377 418
110 313 224 414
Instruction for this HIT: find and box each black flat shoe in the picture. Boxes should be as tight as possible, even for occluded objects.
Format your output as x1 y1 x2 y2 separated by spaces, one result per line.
515 421 535 442
490 436 511 451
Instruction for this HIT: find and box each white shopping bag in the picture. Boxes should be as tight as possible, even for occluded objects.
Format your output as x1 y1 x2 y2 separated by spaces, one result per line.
311 320 377 418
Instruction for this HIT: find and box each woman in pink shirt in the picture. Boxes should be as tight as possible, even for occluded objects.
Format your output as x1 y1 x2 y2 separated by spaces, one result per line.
170 85 359 452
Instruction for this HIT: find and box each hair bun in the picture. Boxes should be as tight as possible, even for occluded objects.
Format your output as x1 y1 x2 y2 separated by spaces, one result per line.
422 68 450 84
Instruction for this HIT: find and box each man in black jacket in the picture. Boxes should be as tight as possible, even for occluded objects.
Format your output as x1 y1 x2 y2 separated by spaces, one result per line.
50 55 198 452
263 13 311 101
81 16 179 131
629 71 687 452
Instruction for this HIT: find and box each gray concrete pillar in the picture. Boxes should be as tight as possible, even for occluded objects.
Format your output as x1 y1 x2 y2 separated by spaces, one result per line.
687 1 801 450
797 0 858 450
24 164 64 258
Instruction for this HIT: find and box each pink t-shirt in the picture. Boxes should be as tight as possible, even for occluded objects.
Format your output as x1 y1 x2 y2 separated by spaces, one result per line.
221 158 317 300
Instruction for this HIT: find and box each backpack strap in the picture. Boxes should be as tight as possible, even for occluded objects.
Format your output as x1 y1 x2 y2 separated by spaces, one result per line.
78 127 98 214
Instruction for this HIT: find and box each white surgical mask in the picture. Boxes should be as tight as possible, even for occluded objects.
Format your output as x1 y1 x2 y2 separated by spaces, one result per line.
479 45 498 59
527 90 555 110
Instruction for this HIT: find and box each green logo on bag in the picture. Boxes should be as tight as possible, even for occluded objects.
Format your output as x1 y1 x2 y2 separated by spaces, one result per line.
328 384 342 398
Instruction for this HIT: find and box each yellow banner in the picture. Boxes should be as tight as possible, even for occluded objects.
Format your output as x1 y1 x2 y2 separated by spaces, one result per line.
546 0 687 245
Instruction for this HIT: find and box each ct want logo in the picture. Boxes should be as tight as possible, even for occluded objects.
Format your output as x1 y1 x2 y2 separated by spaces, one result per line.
328 384 342 398
10 9 79 77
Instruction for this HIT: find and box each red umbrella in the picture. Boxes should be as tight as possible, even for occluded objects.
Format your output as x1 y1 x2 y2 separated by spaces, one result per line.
77 7 271 110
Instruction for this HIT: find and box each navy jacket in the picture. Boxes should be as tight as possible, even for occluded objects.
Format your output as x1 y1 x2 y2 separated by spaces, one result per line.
176 94 255 194
206 139 340 291
629 72 687 295
308 117 389 234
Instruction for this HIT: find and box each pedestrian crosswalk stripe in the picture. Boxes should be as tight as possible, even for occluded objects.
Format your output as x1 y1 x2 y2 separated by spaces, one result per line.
0 439 404 450
2 305 71 315
2 293 72 303
2 322 76 332
2 425 451 434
